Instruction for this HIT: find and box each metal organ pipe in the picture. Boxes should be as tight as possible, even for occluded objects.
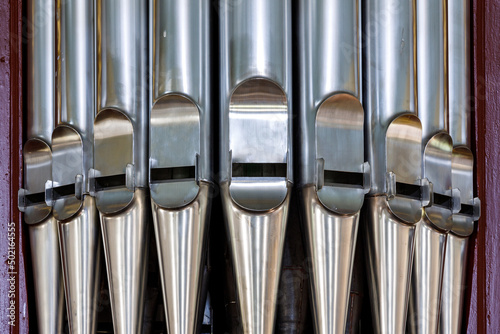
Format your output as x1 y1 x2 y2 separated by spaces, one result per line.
18 0 65 332
297 0 370 333
92 0 150 332
440 0 481 333
408 1 458 333
219 0 293 333
149 0 212 333
362 0 429 333
45 0 102 332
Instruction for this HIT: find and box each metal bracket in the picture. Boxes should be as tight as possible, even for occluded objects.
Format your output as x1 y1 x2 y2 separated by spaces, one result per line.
420 178 432 208
473 197 481 221
363 161 371 194
316 158 325 190
451 188 462 214
75 174 84 200
88 168 99 196
45 180 55 207
125 163 135 191
18 188 27 213
385 172 396 200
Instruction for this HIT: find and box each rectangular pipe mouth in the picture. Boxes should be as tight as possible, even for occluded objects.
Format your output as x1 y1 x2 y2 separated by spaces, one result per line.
232 163 287 178
395 182 423 200
94 174 127 192
433 193 453 209
324 170 364 187
150 166 196 183
51 184 76 201
24 192 46 206
459 203 474 216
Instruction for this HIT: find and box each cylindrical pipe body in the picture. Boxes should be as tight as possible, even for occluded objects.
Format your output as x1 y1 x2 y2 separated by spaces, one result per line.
448 0 471 148
363 0 416 195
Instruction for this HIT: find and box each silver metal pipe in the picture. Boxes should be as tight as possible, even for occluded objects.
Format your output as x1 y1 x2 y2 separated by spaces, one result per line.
448 0 472 149
46 1 102 332
297 1 369 332
363 0 429 332
93 0 149 332
219 1 292 333
18 0 65 332
408 1 457 332
149 0 212 333
440 3 480 331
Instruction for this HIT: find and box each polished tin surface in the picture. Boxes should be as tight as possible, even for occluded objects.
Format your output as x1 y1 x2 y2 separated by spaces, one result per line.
29 218 65 334
219 2 293 333
297 1 368 332
150 1 212 332
100 189 150 334
152 183 211 334
58 196 101 334
221 182 291 334
94 1 150 332
301 186 360 334
363 196 417 334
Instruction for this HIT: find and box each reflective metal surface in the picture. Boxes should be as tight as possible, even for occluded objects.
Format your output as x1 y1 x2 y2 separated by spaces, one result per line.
440 1 479 331
439 234 468 334
228 78 290 211
49 0 95 219
150 1 212 332
449 147 476 237
20 138 52 224
100 189 150 334
29 218 65 334
27 0 55 142
409 1 455 331
58 196 101 334
94 1 150 331
408 221 447 334
219 0 292 184
302 186 359 334
448 0 471 148
152 183 211 334
220 2 292 333
363 0 416 195
363 196 417 334
221 182 291 334
52 2 102 332
96 0 148 189
23 1 65 333
297 1 368 332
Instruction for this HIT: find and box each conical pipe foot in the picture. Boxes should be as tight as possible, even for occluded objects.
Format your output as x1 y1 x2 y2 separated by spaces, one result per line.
152 183 212 334
301 186 359 333
58 195 101 334
29 216 65 334
363 196 417 334
221 182 291 334
100 189 150 334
